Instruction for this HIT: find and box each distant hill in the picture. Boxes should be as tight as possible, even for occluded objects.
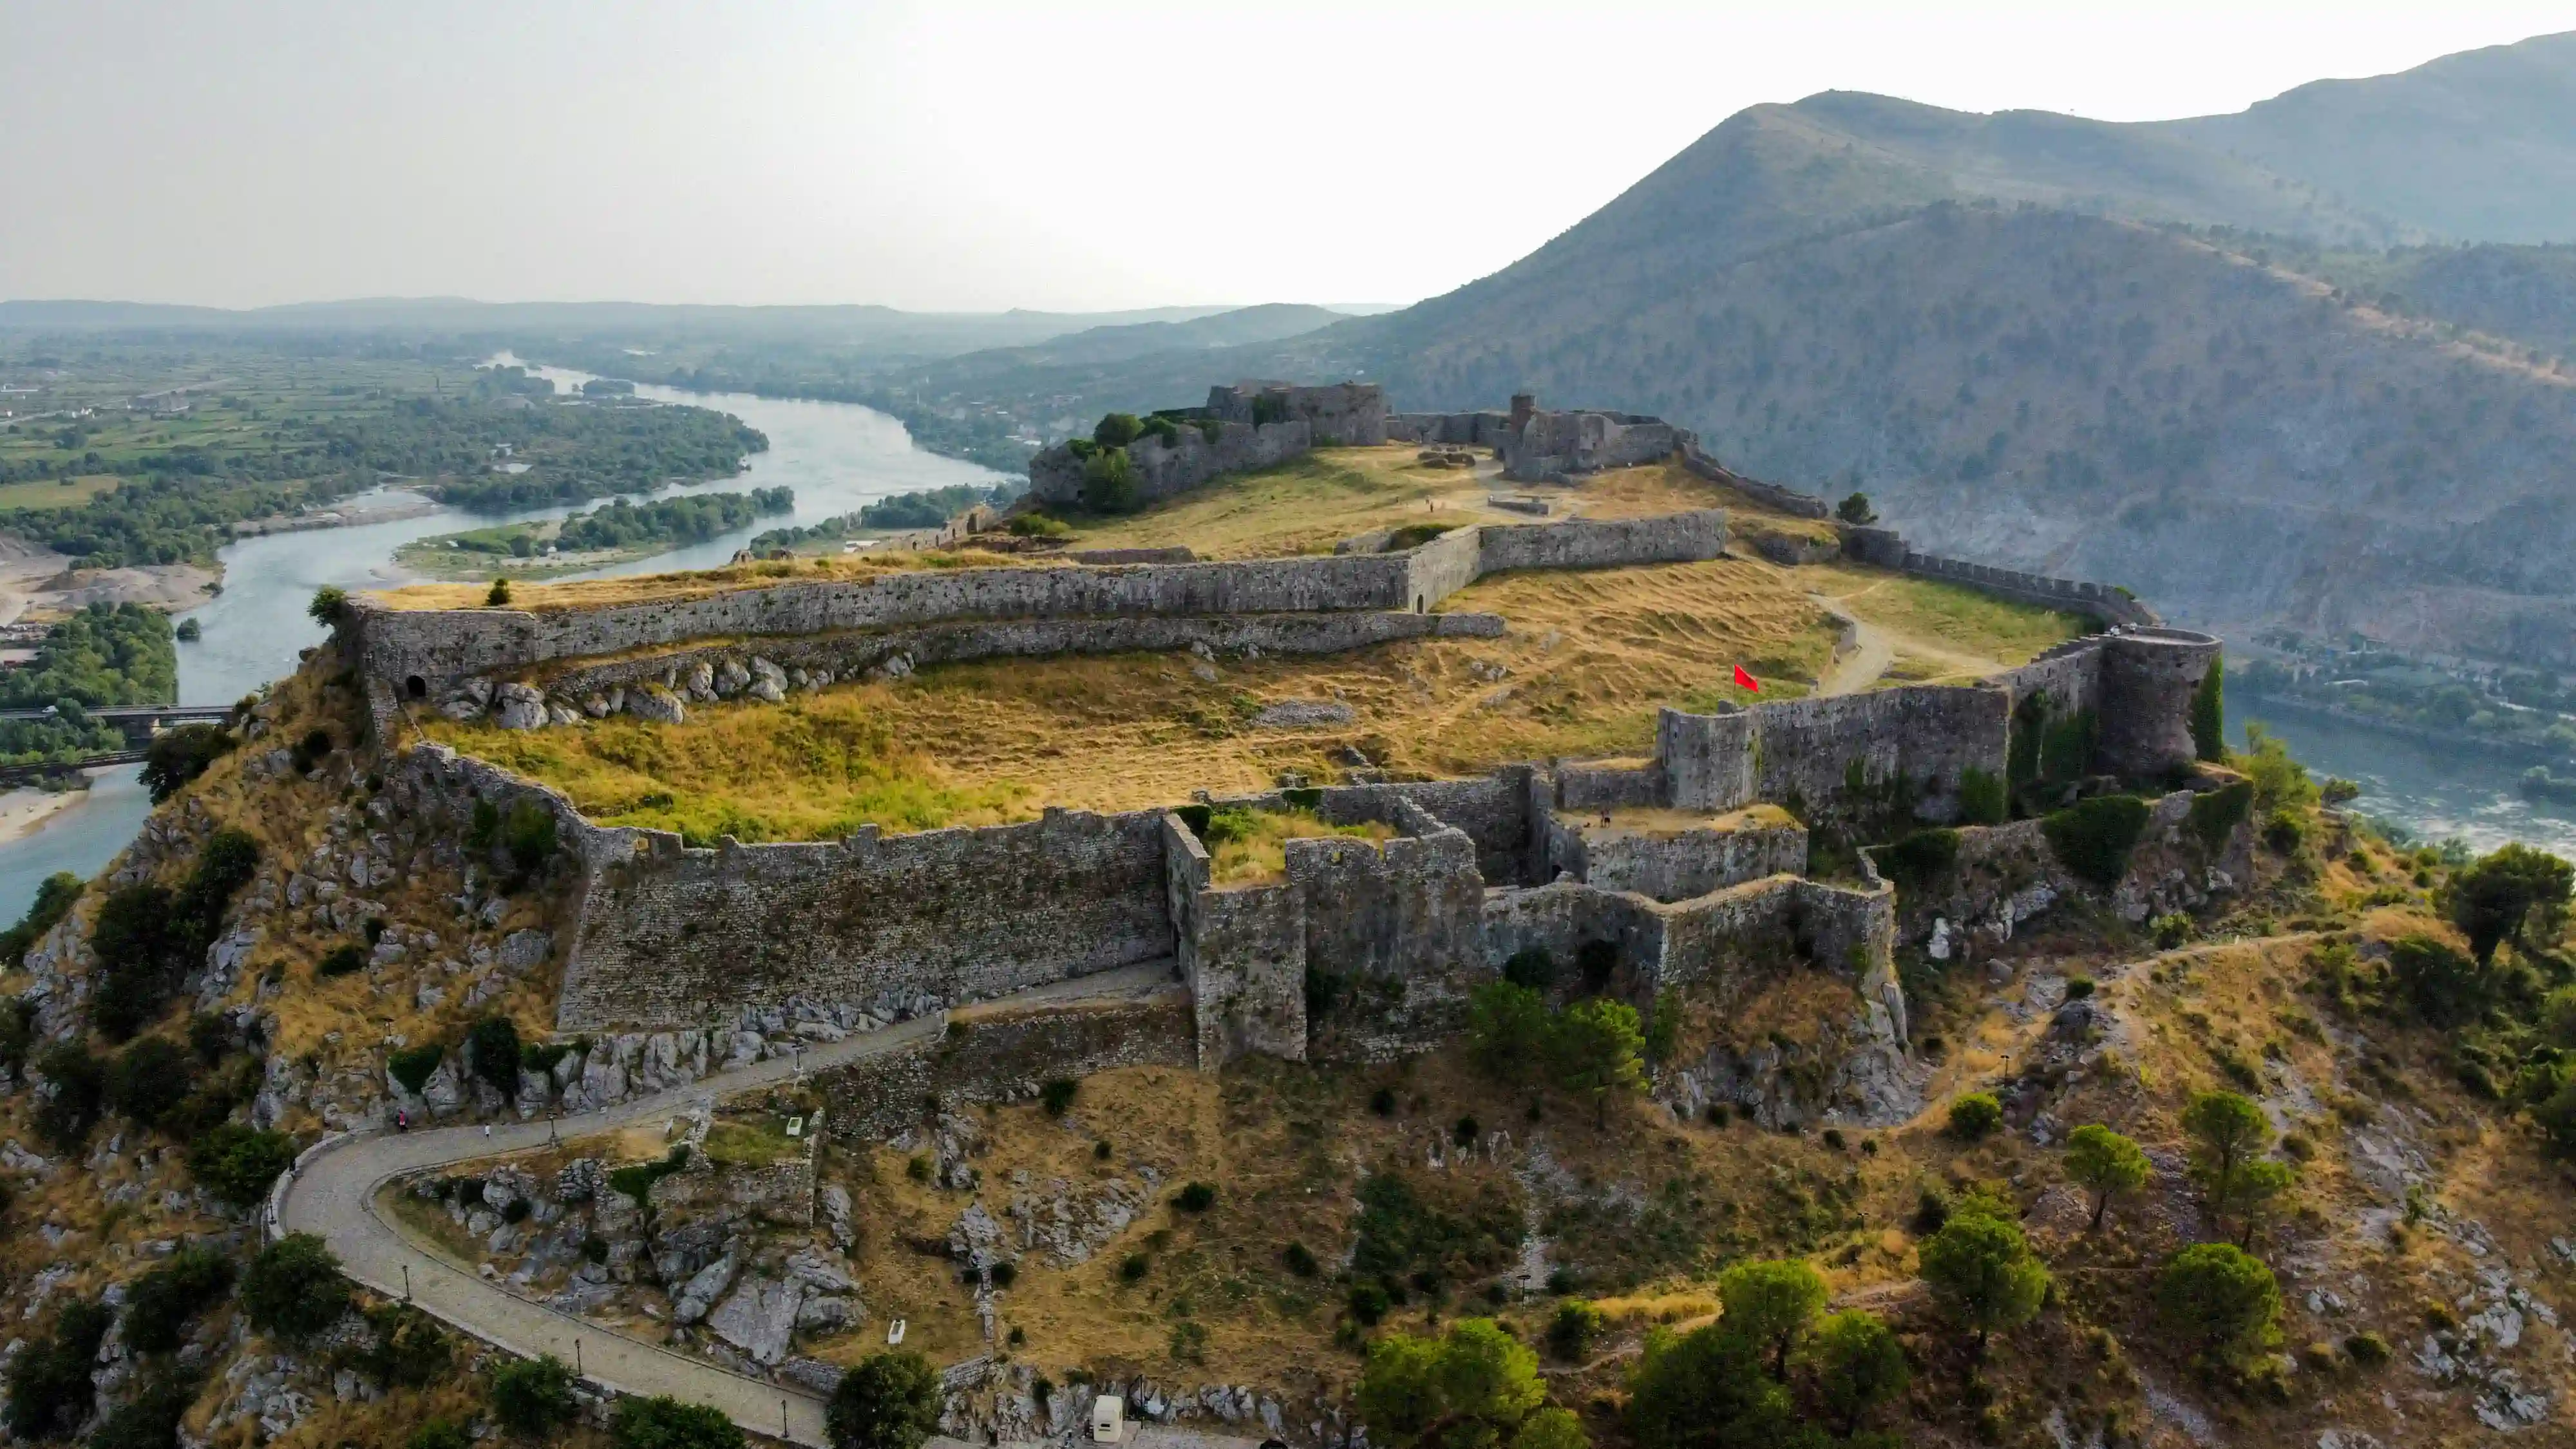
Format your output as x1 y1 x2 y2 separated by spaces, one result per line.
2161 32 2576 243
889 33 2576 665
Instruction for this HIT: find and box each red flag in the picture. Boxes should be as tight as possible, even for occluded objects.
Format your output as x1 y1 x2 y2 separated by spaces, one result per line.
1734 665 1761 692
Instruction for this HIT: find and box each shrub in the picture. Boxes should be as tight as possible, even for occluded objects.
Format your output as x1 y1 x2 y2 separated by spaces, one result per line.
2343 1331 2392 1367
290 728 334 773
490 1353 580 1437
468 1014 524 1099
612 1395 746 1449
1092 413 1144 448
317 943 368 979
0 871 81 972
345 1303 453 1390
1501 947 1555 990
87 1368 199 1449
307 585 349 627
1875 828 1960 890
107 1036 196 1128
2151 913 2194 949
486 578 513 607
1173 1181 1216 1213
1039 1077 1079 1117
826 1350 942 1449
1546 1300 1603 1361
32 1041 105 1150
2043 794 2152 887
2187 779 2253 854
2155 1242 2282 1366
388 1043 444 1094
1947 1092 2003 1141
2262 808 2306 854
2190 658 2225 763
607 1146 691 1203
1079 447 1138 514
2063 976 2097 999
2389 934 2489 1028
409 1418 473 1449
189 1124 297 1207
1958 766 2007 826
3 1300 113 1441
1119 1253 1151 1284
141 723 236 804
1466 980 1551 1084
1347 1281 1390 1324
241 1233 350 1341
502 800 559 875
1283 1242 1320 1277
2235 724 2317 813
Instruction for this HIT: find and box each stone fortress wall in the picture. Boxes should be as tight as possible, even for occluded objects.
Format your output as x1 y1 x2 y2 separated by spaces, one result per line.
1025 381 1387 510
345 379 2223 1111
352 507 1732 735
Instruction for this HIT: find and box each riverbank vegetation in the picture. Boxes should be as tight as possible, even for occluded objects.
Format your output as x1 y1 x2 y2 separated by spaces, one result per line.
2235 641 2576 765
0 603 175 708
0 338 766 567
747 482 1019 554
396 488 793 578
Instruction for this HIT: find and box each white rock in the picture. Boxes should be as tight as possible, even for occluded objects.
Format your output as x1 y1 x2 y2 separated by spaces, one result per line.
492 683 547 731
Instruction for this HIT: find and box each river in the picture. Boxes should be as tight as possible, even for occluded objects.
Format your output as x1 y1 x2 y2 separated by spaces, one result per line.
0 360 1011 920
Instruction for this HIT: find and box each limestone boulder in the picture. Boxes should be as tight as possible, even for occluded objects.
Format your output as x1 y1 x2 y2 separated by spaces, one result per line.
626 685 685 725
707 1274 802 1365
491 683 546 732
497 929 553 971
672 1253 738 1325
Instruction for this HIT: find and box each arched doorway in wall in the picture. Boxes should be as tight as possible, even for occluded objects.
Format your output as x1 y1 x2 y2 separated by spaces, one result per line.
404 675 428 700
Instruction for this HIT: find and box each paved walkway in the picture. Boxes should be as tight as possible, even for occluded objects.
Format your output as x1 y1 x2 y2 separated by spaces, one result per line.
276 962 1182 1447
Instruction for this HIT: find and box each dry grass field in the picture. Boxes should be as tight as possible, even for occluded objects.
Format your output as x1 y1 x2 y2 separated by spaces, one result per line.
406 451 2089 842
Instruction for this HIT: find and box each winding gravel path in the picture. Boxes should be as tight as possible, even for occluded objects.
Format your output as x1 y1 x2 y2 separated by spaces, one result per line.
274 962 1182 1446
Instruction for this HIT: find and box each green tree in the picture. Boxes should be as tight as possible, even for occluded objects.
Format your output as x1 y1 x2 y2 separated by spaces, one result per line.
1466 980 1551 1084
409 1419 474 1449
3 1300 111 1440
1917 1211 2049 1357
1356 1319 1546 1449
0 871 82 970
1553 997 1647 1125
613 1396 746 1449
1947 1092 2003 1141
86 1368 199 1449
490 1354 580 1438
1835 492 1877 525
2389 934 2490 1027
241 1233 350 1342
2189 658 2225 762
1716 1259 1826 1380
825 1351 943 1449
141 722 236 803
1808 1309 1909 1436
307 585 350 627
2154 1243 2282 1366
487 577 513 607
31 1041 104 1150
2215 1158 2297 1249
1508 1407 1589 1449
1092 413 1144 448
1546 1300 1604 1362
106 1035 196 1128
123 1246 236 1355
1625 1323 1809 1449
2448 842 2574 965
189 1124 296 1206
2064 1124 2151 1230
2233 725 2317 813
2180 1090 2269 1226
468 1014 524 1100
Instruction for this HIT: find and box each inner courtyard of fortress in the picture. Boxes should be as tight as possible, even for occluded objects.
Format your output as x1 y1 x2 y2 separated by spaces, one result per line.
341 383 2235 1119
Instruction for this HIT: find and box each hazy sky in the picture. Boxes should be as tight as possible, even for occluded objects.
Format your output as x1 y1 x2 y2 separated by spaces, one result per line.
2 1 2567 312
